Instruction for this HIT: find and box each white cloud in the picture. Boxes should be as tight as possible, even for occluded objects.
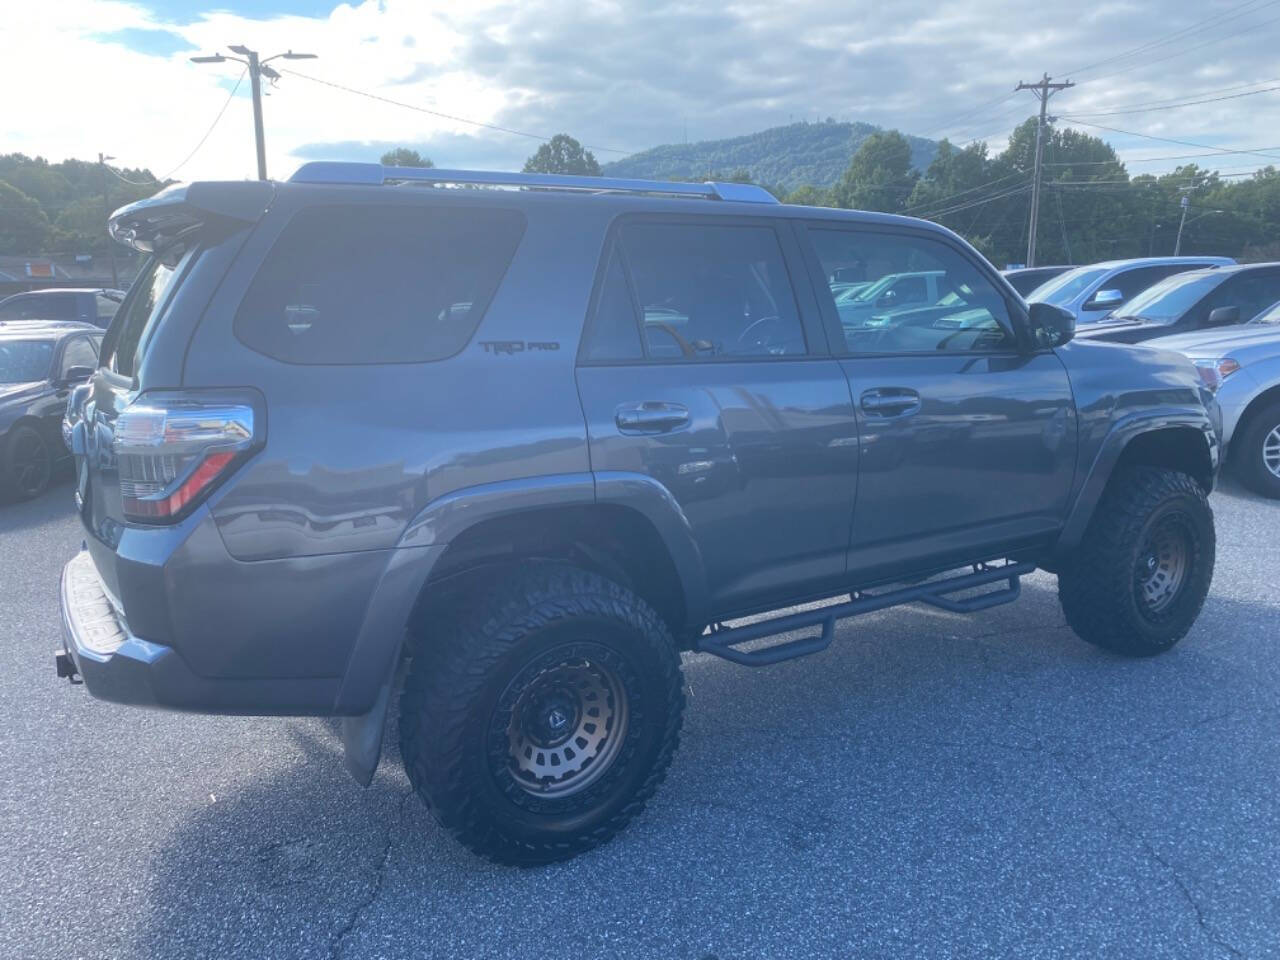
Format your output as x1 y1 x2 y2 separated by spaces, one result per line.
1 0 1276 183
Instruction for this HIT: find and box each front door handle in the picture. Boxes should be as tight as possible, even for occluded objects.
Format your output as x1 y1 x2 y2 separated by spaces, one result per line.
860 388 921 418
615 401 690 433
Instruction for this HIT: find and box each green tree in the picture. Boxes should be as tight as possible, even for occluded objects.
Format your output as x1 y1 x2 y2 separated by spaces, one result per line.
380 147 434 168
784 184 832 207
0 180 54 254
523 134 601 176
833 130 919 213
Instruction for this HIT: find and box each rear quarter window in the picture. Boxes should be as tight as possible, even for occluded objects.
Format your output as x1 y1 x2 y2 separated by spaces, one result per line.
234 204 526 364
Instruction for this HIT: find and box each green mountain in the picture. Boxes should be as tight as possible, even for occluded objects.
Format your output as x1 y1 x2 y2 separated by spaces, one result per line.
602 120 938 190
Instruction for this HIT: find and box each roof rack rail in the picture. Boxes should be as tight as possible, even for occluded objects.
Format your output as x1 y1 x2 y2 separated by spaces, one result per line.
288 162 779 204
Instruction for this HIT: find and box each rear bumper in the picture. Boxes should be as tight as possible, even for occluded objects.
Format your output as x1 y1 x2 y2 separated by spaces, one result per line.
58 549 342 714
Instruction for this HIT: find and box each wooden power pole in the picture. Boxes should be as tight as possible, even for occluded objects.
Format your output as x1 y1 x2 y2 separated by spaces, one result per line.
1016 73 1073 267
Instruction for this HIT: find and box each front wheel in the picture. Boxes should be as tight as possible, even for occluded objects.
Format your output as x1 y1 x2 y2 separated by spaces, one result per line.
1231 399 1280 499
1058 467 1215 657
399 563 685 865
2 424 53 501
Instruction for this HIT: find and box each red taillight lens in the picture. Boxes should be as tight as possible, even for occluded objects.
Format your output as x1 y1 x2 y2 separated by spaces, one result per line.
113 395 258 523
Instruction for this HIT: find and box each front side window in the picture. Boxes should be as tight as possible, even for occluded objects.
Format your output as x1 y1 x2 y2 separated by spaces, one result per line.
59 336 98 376
1205 272 1280 323
807 227 1015 354
235 204 526 365
0 340 54 383
585 221 805 361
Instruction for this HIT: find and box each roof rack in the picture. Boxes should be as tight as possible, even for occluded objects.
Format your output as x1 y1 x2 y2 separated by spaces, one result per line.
288 162 779 204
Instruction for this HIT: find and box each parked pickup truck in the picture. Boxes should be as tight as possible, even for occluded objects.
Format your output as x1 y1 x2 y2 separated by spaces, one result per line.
58 165 1222 864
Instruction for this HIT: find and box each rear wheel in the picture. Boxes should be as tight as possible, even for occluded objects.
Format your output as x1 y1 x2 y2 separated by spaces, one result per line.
1231 399 1280 499
399 562 685 865
2 424 53 501
1058 467 1214 657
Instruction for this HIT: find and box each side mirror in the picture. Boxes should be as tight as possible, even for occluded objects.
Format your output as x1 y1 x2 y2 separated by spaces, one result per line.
1206 305 1240 327
1086 288 1124 310
59 365 95 385
1029 302 1075 348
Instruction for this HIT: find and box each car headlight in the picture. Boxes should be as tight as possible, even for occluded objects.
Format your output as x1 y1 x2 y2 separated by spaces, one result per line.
1190 357 1240 394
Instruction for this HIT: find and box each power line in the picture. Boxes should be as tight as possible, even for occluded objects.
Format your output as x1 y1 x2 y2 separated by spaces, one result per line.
1064 76 1280 115
1061 83 1280 119
1044 147 1280 166
159 69 247 182
1077 7 1280 87
1064 0 1277 78
279 67 632 156
1060 118 1280 162
901 170 1026 213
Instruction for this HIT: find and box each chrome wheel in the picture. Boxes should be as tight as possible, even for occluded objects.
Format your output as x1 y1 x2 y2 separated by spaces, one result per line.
1263 424 1280 480
1134 516 1191 617
502 655 629 798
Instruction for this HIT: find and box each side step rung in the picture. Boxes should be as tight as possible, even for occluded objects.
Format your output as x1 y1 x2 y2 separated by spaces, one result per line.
694 562 1034 667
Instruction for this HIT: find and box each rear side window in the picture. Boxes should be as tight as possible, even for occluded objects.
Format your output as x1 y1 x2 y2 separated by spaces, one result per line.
101 255 182 378
584 221 805 361
235 205 525 364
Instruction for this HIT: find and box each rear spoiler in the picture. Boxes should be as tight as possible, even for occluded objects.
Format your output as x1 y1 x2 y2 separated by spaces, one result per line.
109 181 274 253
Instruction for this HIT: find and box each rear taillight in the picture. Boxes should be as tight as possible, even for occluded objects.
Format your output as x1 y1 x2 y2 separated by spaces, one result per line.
112 393 260 523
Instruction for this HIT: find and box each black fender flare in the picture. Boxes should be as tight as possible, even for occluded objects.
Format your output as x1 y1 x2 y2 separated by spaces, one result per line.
336 470 708 784
1051 407 1219 560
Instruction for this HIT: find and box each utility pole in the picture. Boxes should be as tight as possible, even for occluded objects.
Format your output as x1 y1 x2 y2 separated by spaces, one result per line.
1016 73 1073 267
97 153 120 289
1174 194 1191 256
190 46 317 180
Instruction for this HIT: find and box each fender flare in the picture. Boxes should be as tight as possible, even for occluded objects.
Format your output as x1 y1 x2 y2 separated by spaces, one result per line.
336 470 708 784
1052 407 1219 559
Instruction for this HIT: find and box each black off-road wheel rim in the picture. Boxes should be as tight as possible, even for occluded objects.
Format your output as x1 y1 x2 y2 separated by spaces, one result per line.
491 646 630 801
1134 513 1193 620
9 429 51 499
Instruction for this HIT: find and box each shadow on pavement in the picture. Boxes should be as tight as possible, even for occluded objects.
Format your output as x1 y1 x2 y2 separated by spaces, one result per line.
126 578 1280 959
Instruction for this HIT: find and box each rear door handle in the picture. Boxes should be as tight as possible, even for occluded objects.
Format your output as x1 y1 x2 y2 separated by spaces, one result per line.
860 389 921 417
615 401 690 433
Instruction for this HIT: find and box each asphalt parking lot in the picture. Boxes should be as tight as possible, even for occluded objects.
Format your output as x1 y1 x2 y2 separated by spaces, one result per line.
2 474 1278 960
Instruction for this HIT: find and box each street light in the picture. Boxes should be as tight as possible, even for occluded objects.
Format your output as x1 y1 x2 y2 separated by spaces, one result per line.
190 46 317 180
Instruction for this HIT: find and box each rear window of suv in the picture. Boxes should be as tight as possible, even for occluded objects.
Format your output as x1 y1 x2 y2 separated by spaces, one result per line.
234 204 526 364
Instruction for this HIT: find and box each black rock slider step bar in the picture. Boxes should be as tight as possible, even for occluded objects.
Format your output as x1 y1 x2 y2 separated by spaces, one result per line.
694 561 1035 667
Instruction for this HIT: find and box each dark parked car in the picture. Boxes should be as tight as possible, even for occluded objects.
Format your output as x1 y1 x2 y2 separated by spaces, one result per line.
1002 265 1071 297
58 166 1220 865
0 321 102 499
0 288 125 328
1075 262 1280 344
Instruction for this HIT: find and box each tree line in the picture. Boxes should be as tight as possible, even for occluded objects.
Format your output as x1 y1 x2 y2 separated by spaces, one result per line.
3 123 1277 268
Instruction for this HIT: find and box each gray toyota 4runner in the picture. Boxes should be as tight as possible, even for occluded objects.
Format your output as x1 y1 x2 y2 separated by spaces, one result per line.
57 164 1222 865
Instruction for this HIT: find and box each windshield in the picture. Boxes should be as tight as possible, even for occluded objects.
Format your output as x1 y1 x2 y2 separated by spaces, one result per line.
0 339 53 384
1250 301 1280 325
1114 272 1221 323
1028 266 1109 305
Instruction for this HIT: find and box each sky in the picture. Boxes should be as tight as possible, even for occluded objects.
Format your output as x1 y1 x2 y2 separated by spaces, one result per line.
2 0 1278 184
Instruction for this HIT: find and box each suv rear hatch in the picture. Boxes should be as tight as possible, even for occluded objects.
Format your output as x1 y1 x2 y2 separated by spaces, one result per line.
70 182 272 582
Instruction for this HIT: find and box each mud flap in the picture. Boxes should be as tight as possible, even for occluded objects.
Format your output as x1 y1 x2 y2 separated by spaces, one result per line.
341 676 392 787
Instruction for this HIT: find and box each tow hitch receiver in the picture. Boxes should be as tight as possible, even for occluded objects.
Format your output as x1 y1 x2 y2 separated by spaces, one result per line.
695 561 1034 667
55 649 82 684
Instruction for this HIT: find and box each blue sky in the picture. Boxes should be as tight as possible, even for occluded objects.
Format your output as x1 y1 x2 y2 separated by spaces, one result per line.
4 1 1279 183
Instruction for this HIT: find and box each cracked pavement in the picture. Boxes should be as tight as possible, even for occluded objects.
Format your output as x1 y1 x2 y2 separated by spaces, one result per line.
3 474 1278 959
